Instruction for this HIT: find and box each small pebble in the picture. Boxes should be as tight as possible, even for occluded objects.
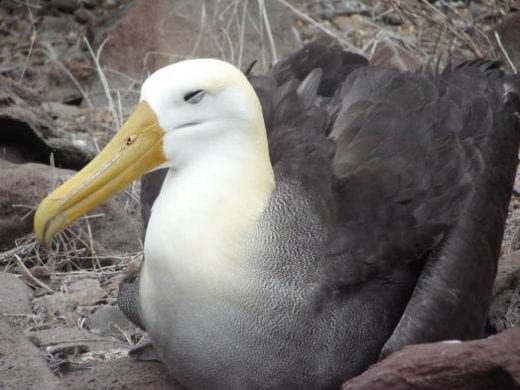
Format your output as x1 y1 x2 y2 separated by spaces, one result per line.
104 0 118 9
82 0 98 9
74 8 95 24
49 0 78 14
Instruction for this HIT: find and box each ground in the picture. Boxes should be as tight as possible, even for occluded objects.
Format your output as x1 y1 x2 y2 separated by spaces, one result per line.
0 0 519 389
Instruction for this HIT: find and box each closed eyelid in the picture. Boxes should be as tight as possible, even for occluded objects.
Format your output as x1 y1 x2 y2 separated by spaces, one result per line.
184 90 204 103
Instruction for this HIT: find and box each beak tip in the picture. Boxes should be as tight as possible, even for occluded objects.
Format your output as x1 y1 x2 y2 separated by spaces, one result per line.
32 102 165 248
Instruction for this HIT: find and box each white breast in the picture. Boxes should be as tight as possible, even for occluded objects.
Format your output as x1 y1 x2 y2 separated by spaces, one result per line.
139 144 274 334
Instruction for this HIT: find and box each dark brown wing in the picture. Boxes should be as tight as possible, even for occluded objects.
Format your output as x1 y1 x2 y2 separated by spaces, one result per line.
378 63 520 355
140 44 520 354
251 45 368 222
253 44 520 352
262 46 520 352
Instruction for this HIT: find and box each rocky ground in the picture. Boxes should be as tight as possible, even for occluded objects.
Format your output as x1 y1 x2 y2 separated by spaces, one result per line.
1 0 520 389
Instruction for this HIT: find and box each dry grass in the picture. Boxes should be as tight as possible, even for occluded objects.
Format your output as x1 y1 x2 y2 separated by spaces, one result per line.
380 0 493 61
18 0 37 84
84 37 124 128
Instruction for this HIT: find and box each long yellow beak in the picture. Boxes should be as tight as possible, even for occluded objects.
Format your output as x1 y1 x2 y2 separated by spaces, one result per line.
34 101 166 245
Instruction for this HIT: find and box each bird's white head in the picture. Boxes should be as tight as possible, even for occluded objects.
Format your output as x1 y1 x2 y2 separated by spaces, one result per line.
34 58 273 245
141 59 268 169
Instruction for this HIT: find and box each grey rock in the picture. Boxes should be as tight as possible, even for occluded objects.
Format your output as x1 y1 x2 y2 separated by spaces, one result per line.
104 0 119 9
67 278 107 306
81 0 98 9
129 335 160 362
46 342 89 356
32 292 77 323
74 7 95 24
342 1 369 14
45 86 83 105
50 0 78 13
88 190 143 256
0 272 33 317
27 326 127 354
42 102 82 118
0 75 94 169
86 305 137 337
38 15 78 39
28 326 129 375
0 315 61 390
382 13 403 26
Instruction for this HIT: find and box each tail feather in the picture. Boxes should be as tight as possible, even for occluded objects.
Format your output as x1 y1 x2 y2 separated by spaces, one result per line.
296 68 322 107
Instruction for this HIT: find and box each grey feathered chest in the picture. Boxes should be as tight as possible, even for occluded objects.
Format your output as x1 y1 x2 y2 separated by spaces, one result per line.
142 176 416 390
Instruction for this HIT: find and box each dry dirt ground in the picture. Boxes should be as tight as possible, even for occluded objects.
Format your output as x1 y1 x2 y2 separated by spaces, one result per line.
1 0 520 389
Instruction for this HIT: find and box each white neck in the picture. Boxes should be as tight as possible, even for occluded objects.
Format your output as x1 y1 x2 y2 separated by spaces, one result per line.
143 131 274 287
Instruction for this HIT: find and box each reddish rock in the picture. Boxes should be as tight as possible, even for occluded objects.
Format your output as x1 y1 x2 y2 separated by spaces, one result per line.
61 357 181 389
89 0 301 108
0 161 62 249
21 265 51 286
342 327 520 390
489 252 520 333
96 0 300 78
0 160 141 254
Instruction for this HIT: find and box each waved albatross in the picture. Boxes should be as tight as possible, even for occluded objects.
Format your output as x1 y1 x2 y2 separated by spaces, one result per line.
34 44 520 389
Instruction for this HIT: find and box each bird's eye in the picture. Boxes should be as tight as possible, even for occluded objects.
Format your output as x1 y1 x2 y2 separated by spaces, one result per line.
184 90 204 104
